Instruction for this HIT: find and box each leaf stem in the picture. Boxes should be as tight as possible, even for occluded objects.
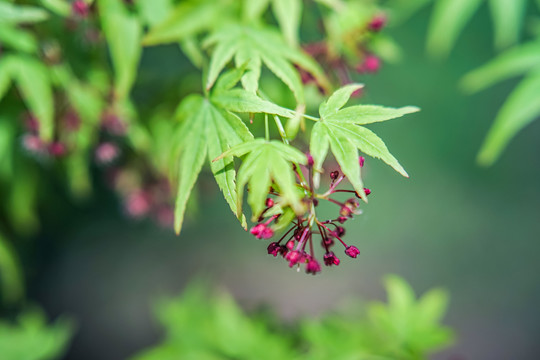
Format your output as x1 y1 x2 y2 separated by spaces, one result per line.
301 113 320 121
272 115 289 144
264 114 269 141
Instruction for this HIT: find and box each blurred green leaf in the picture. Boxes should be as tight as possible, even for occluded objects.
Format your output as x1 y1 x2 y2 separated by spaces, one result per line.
10 56 55 142
0 309 74 360
427 0 484 57
179 36 205 68
40 0 71 17
301 275 453 360
136 0 172 26
387 0 435 24
242 0 270 20
367 275 454 357
0 25 38 54
8 166 40 234
133 283 297 360
98 0 142 101
0 57 13 101
461 40 540 93
0 232 24 304
0 2 49 24
272 0 302 47
0 118 14 179
142 0 234 46
477 68 540 165
489 0 527 49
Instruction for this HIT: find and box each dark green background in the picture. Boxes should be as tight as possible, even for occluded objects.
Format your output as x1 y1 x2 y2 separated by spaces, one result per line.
24 5 540 360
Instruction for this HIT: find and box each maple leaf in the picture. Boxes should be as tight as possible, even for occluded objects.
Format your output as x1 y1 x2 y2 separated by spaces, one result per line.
310 84 419 201
215 139 307 221
204 23 329 103
173 68 296 234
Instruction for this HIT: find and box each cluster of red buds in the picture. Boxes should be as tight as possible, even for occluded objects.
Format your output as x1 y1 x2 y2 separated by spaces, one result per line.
250 156 371 275
299 13 387 95
108 168 175 228
20 113 68 158
71 0 90 18
20 107 125 165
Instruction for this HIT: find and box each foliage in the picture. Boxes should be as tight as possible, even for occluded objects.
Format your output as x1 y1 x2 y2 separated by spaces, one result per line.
132 276 453 360
0 1 457 358
0 0 419 302
389 0 540 164
0 308 74 360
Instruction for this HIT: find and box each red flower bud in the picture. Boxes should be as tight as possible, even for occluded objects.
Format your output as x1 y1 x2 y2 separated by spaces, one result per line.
345 245 360 258
324 252 340 266
359 156 365 167
306 258 321 274
368 15 386 32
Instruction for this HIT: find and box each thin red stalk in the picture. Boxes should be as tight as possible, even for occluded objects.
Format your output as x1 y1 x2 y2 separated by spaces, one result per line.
319 222 347 247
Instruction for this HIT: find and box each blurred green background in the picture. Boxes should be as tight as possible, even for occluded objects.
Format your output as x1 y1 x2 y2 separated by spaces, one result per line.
12 4 540 360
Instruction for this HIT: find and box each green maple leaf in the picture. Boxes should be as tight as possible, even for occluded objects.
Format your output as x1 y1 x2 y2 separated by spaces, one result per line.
215 139 307 221
98 0 142 101
204 23 328 103
242 0 303 47
310 84 419 201
173 68 296 234
172 94 252 234
0 55 54 142
461 39 540 165
141 0 237 46
368 275 454 355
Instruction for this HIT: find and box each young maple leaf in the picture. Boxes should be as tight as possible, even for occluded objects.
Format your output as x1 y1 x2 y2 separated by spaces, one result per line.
172 68 296 234
310 84 419 202
215 139 307 220
368 275 454 354
203 23 329 103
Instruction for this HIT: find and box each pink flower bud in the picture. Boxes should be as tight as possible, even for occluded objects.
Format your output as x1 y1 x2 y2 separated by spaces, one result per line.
48 142 66 157
324 252 340 266
72 0 89 17
306 153 314 166
359 156 365 167
285 250 303 267
101 112 127 135
286 240 295 250
267 242 280 256
345 245 360 258
22 134 45 154
337 216 348 224
250 224 273 239
306 259 321 274
125 191 151 218
368 15 386 32
95 142 119 164
356 55 381 74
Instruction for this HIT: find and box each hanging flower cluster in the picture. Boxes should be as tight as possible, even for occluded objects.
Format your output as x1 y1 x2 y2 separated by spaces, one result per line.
250 155 371 275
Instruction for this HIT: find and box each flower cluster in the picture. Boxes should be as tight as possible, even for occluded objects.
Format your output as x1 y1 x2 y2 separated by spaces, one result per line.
250 156 371 275
108 167 175 228
20 108 125 165
299 13 387 94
